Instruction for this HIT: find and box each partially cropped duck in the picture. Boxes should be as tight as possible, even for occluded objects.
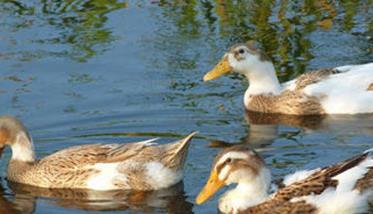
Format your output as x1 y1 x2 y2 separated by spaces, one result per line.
196 146 373 214
0 115 197 190
204 43 373 115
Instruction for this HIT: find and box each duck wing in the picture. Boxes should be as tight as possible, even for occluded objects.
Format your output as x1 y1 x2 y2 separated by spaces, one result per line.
245 150 372 213
38 138 159 166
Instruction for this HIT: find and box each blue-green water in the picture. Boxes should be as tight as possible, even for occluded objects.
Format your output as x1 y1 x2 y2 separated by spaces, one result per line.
0 0 372 213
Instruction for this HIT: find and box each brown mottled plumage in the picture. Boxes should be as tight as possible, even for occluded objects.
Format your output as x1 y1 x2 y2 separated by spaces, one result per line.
246 89 325 115
293 68 340 90
196 145 373 214
0 115 196 190
245 68 343 115
238 200 317 214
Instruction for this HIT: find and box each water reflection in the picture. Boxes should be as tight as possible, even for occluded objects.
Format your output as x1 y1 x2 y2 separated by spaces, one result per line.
1 0 127 62
0 180 34 214
246 111 325 130
6 181 193 213
209 112 373 148
247 111 373 135
154 0 372 73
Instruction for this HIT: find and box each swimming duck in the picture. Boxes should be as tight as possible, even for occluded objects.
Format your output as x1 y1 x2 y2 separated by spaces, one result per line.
0 115 197 190
204 43 373 115
196 145 373 214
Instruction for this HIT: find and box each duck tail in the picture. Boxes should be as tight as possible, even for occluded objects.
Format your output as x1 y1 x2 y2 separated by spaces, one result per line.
163 132 198 170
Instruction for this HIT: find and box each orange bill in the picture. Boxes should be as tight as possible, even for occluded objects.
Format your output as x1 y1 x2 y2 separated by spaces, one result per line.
203 56 232 82
195 169 224 205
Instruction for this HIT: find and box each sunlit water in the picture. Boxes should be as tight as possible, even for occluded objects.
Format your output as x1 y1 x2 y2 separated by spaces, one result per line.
0 0 372 213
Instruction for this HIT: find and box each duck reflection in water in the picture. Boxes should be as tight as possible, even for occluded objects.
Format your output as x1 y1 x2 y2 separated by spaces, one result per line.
210 111 373 148
3 180 193 213
0 178 34 214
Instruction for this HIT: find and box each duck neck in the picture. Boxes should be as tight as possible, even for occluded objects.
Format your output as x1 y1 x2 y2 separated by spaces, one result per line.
219 168 271 213
243 61 281 107
10 132 35 162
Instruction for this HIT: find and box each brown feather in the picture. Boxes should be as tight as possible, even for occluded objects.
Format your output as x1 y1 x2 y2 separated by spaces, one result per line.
4 128 196 190
246 68 345 115
238 200 317 214
368 83 373 91
294 68 339 90
238 152 371 213
247 91 325 115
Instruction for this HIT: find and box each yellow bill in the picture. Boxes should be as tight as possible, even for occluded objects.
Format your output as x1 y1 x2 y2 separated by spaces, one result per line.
195 169 224 205
203 56 232 82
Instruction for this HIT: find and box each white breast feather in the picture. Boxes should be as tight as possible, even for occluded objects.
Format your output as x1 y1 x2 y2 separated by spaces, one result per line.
86 163 128 190
145 162 182 190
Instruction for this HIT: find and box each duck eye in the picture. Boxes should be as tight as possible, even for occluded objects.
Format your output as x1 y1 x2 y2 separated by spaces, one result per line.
238 49 245 54
225 158 232 164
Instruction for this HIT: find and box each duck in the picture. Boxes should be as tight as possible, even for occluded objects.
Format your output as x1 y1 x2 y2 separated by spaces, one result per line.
196 145 373 214
203 43 373 115
0 115 197 191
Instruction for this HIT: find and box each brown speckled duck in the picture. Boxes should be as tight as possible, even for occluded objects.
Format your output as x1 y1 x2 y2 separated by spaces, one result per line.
196 145 373 214
0 115 197 190
204 43 373 115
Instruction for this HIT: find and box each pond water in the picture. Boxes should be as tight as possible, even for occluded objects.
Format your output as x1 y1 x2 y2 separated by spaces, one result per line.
0 0 372 213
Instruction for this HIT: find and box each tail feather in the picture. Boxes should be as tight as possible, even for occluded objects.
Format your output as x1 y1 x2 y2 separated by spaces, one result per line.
163 132 198 170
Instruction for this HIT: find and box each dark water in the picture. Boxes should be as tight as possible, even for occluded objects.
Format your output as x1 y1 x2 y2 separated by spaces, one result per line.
0 0 372 213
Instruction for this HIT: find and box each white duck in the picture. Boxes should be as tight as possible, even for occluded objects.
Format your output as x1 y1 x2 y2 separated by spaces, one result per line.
204 43 373 115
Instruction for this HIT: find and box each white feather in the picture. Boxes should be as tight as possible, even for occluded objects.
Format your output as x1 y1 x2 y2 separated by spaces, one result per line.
10 132 35 162
364 148 373 154
145 162 182 190
291 154 373 214
333 158 373 192
283 168 321 186
303 63 373 114
135 138 160 146
291 188 370 214
86 163 128 190
217 152 251 166
219 168 271 214
283 79 297 91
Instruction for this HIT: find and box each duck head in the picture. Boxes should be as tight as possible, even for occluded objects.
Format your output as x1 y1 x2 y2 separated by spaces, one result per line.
196 145 271 205
0 116 34 161
204 43 274 81
203 43 281 97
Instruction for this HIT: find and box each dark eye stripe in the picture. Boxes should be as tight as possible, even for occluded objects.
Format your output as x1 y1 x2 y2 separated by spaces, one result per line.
215 158 234 172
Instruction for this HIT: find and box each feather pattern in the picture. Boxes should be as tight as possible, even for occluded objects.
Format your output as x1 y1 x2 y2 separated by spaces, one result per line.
204 43 373 115
197 146 373 214
0 116 197 190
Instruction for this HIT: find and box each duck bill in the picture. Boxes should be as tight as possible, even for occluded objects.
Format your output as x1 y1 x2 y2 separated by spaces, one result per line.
195 169 224 205
203 56 232 82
